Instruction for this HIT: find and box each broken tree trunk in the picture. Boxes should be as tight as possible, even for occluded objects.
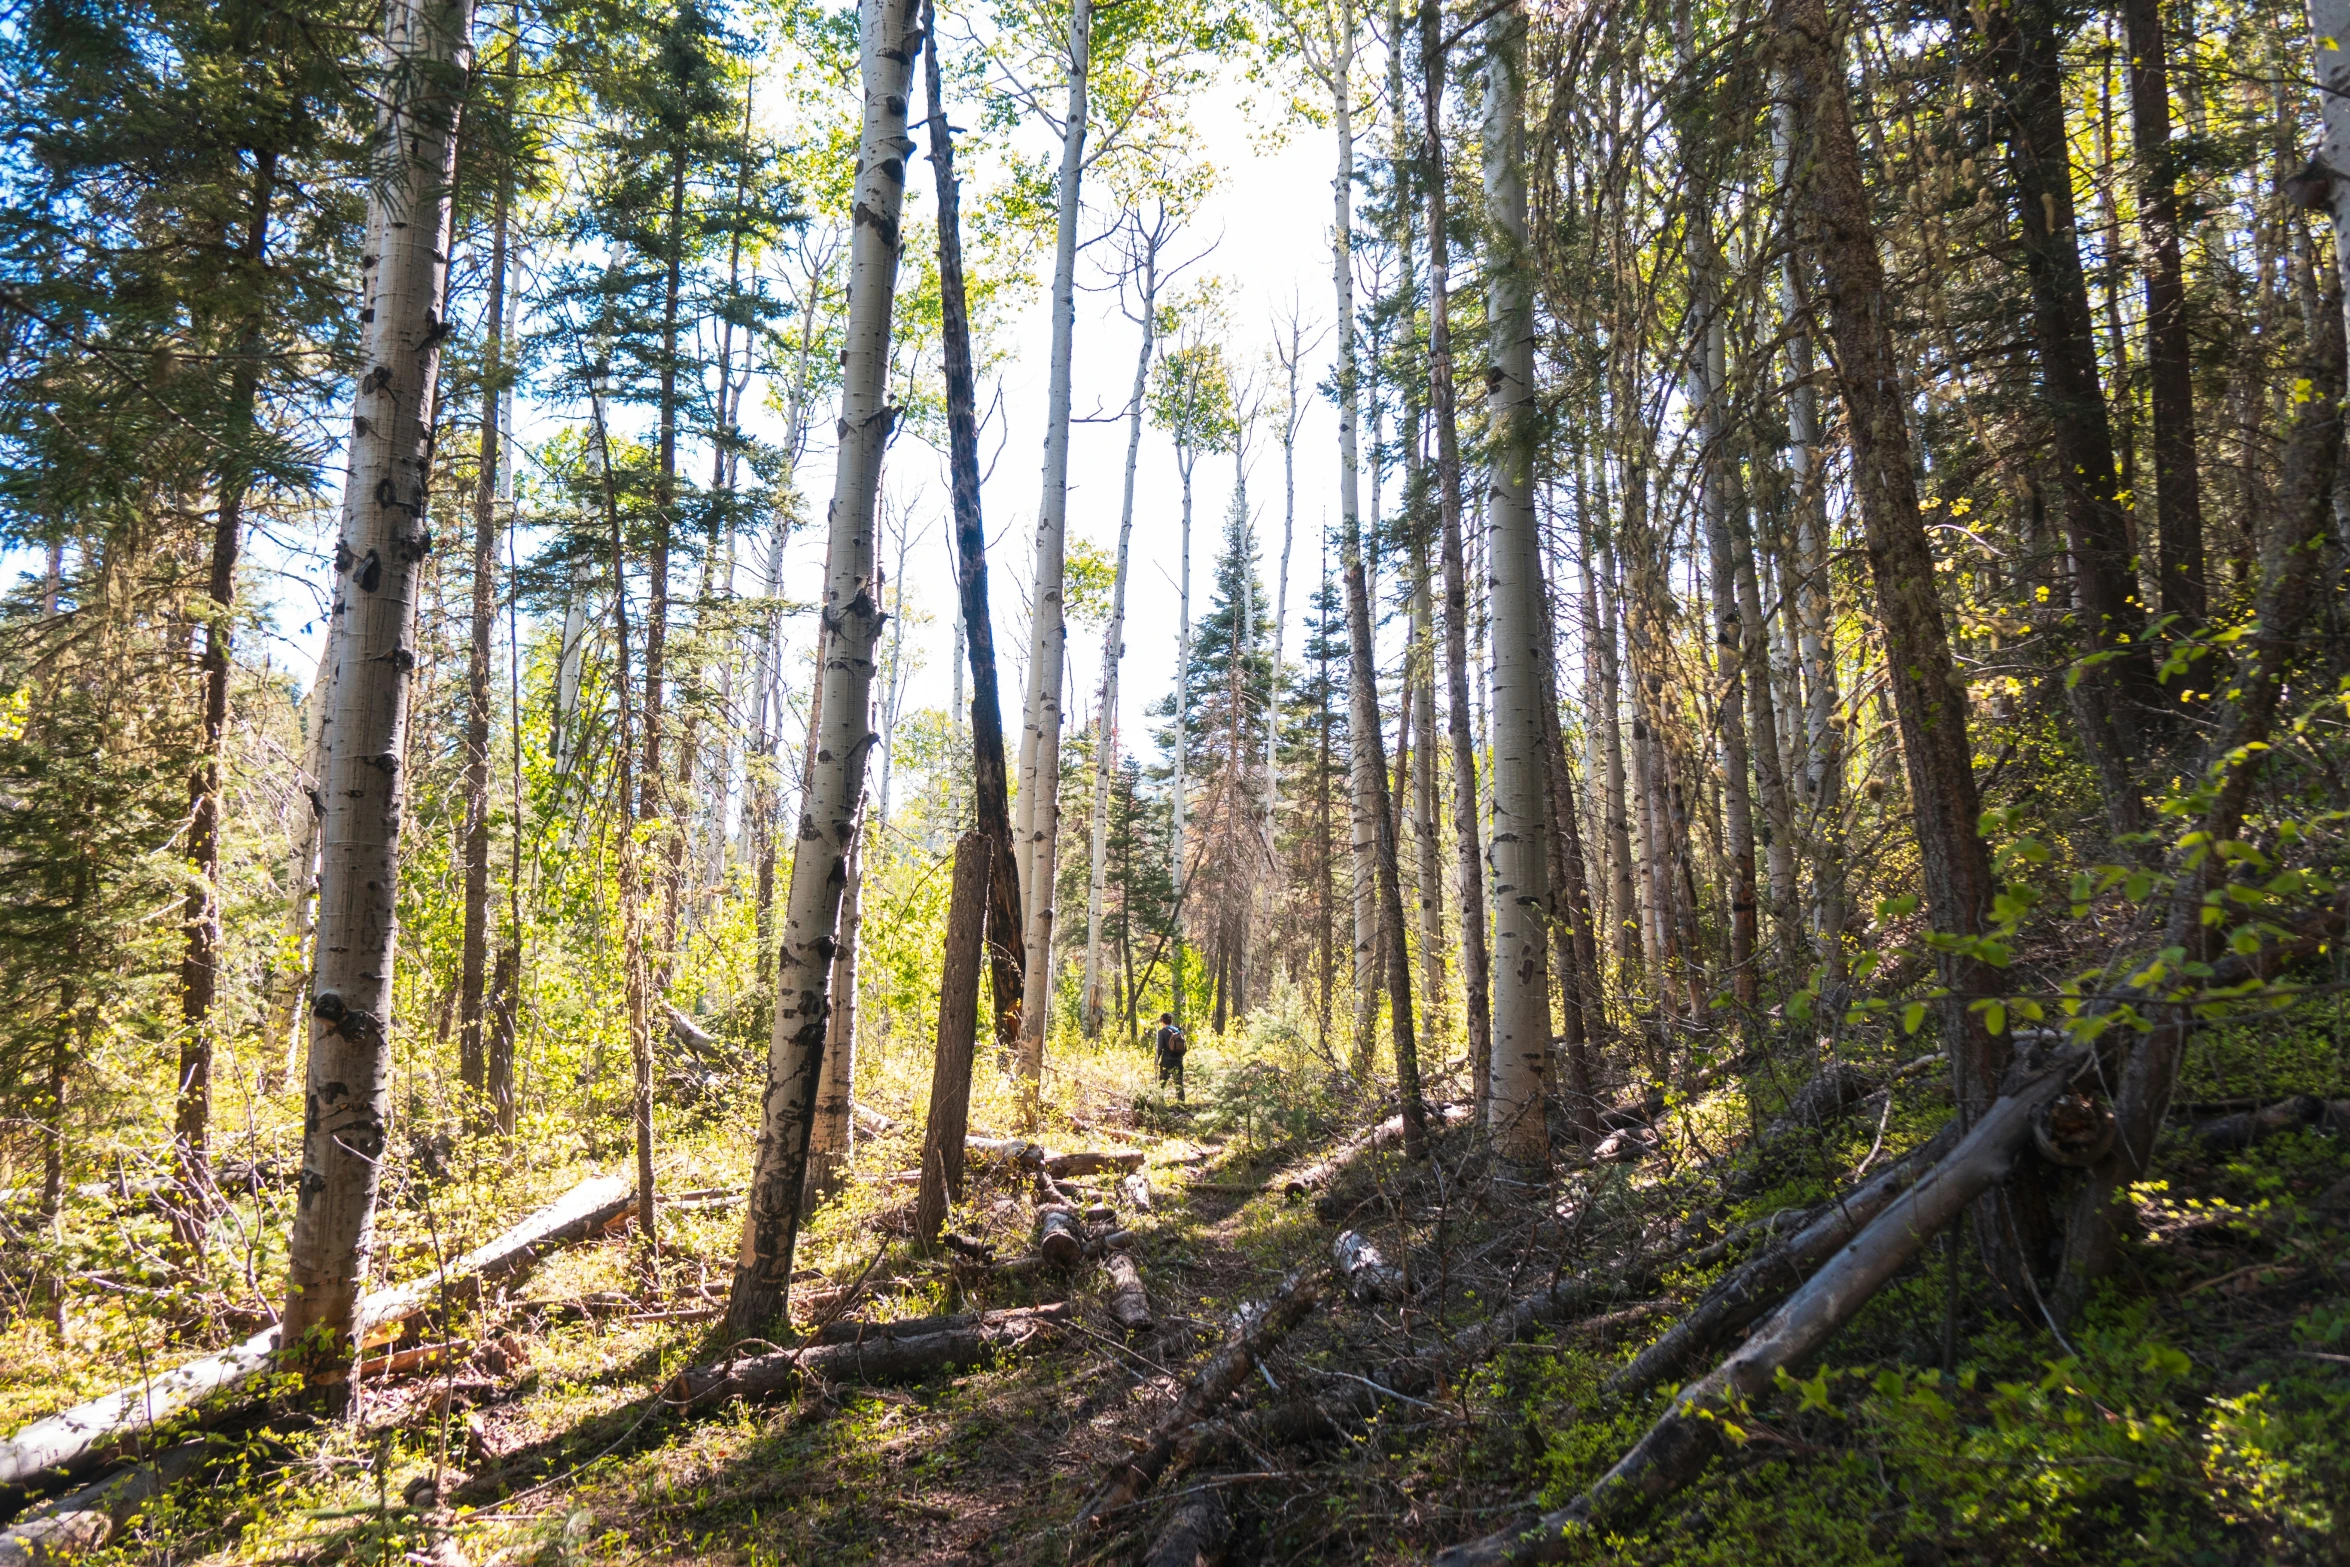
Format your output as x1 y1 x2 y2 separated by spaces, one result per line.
0 1175 632 1490
1606 1120 1961 1402
916 832 990 1245
1332 1230 1402 1303
1104 1249 1153 1331
674 1302 1072 1405
1077 1268 1322 1528
0 1441 211 1567
1144 1485 1231 1567
1432 1051 2087 1565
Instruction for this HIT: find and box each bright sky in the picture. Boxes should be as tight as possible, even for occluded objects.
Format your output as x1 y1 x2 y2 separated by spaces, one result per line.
778 57 1357 769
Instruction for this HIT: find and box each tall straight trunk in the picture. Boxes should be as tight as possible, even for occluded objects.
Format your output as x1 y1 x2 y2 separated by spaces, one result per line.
1781 0 2030 1290
179 152 276 1206
645 153 686 970
461 113 514 1114
1419 0 1493 1088
1331 0 1381 1076
2314 0 2350 363
1086 226 1160 1036
267 642 333 1092
1172 450 1196 1027
282 0 472 1354
730 0 919 1337
1537 586 1603 1142
589 383 656 1245
805 828 861 1208
1266 323 1300 915
1773 99 1847 977
1410 581 1445 1028
922 11 1025 1059
1479 1 1551 1167
2133 0 2199 624
1732 482 1799 970
916 832 990 1244
1316 555 1337 1054
1014 0 1094 1107
1587 514 1641 982
1680 115 1760 1014
1978 0 2160 822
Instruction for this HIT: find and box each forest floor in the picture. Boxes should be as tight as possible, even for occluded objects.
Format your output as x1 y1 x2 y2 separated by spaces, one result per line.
9 1004 2350 1567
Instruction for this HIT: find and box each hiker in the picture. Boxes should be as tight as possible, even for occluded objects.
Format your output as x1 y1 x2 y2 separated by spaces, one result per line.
1153 1011 1187 1103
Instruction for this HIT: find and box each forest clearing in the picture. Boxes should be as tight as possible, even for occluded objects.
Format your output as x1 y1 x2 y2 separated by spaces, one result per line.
3 0 2350 1554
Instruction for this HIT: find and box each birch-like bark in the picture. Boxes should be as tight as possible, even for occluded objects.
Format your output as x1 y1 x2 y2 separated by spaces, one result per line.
2308 0 2350 363
1479 3 1549 1166
804 827 862 1209
1172 444 1196 1027
460 106 514 1113
1331 0 1381 1075
1014 0 1094 1107
1419 0 1492 1086
1083 218 1162 1037
1676 0 1757 1014
281 0 475 1355
728 0 918 1336
1771 97 1845 973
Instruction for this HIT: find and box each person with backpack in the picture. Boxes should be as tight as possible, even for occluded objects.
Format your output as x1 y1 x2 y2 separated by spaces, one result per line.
1153 1012 1188 1103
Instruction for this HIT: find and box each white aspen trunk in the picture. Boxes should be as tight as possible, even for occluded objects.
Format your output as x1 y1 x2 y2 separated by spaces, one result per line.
1013 0 1093 1107
1264 324 1298 886
1172 449 1195 1027
281 0 476 1355
804 826 861 1207
1410 570 1445 1041
1330 0 1380 1075
728 0 917 1337
1772 95 1847 971
552 564 588 777
265 641 335 1090
1084 235 1158 1037
1480 5 1550 1167
2319 0 2350 356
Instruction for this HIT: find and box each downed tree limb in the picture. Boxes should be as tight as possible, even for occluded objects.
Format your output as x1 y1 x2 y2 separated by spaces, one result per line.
1281 1105 1472 1199
2191 1095 2350 1151
851 1101 898 1137
1076 1268 1322 1529
0 1441 211 1567
809 1302 1068 1348
1044 1149 1144 1178
1606 1119 1963 1403
1332 1230 1403 1304
1433 1049 2088 1566
0 1174 634 1492
1104 1250 1153 1331
1144 1483 1231 1567
673 1303 1073 1406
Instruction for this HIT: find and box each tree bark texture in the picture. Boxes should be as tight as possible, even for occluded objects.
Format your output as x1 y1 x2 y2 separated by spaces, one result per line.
1014 0 1093 1105
1479 4 1551 1168
916 832 990 1244
281 0 474 1355
729 0 917 1338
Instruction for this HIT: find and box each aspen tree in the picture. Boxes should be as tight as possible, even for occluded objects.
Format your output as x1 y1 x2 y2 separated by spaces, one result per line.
729 0 920 1337
1479 0 1550 1167
282 0 478 1355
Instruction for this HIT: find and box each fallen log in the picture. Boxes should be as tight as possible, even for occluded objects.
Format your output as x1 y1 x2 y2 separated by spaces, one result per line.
851 1101 899 1138
0 1441 210 1567
1121 1172 1155 1212
1282 1105 1472 1199
674 1303 1073 1405
1045 1149 1145 1178
1331 1230 1402 1304
2191 1095 2350 1151
1605 1119 1963 1403
1038 1208 1085 1268
809 1303 1068 1348
1077 1268 1322 1529
966 1137 1046 1167
0 1174 634 1492
1144 1484 1231 1567
1433 1049 2087 1566
1104 1251 1153 1332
